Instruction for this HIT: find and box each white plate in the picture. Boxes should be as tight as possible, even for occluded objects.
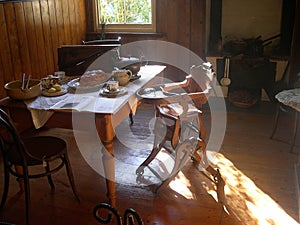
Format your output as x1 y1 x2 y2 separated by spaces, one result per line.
136 87 174 99
67 77 110 92
42 88 68 97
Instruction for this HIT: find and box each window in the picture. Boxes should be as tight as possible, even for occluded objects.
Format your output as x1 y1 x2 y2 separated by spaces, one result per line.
94 0 156 32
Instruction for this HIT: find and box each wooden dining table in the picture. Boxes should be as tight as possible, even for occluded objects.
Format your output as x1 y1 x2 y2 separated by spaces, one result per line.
0 65 166 207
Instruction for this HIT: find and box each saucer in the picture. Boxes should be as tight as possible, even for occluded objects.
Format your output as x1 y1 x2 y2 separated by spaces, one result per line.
100 87 127 98
103 88 120 94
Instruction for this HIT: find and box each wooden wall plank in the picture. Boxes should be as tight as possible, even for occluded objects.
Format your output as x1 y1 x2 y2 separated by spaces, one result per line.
155 0 195 81
61 0 71 45
32 1 48 77
40 0 55 74
84 0 94 33
0 5 6 97
48 0 60 71
68 0 77 45
0 4 14 84
190 0 206 59
23 2 42 77
77 0 86 41
4 3 22 80
54 0 65 46
0 49 4 97
14 2 32 75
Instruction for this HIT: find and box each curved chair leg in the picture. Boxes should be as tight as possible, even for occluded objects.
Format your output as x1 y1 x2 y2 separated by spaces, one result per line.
136 117 168 175
63 154 80 201
0 160 10 209
23 168 31 225
290 111 299 153
45 163 55 189
192 138 207 163
136 145 163 175
270 102 280 139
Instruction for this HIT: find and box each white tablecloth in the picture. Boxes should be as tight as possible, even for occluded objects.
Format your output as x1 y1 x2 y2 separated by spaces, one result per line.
275 88 300 112
25 65 165 128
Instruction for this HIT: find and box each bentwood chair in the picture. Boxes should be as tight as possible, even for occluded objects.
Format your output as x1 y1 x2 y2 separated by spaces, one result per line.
0 108 79 225
270 74 300 153
136 63 222 191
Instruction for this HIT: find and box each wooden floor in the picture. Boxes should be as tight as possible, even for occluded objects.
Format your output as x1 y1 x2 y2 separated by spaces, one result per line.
0 99 299 225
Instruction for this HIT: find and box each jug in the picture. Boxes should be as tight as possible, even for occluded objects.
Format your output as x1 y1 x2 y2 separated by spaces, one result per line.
112 69 132 86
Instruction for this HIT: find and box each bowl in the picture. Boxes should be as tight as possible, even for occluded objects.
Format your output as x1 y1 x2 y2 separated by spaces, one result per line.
4 79 42 100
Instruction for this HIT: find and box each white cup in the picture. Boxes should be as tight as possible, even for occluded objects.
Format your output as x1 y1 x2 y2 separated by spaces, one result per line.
106 80 119 92
54 71 65 80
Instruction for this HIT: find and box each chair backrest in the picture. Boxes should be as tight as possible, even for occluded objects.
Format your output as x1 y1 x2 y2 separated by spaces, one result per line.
184 62 216 108
0 109 27 165
189 62 216 92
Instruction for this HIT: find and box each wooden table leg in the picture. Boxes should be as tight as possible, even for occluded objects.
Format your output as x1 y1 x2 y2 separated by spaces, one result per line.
96 115 117 207
101 141 116 207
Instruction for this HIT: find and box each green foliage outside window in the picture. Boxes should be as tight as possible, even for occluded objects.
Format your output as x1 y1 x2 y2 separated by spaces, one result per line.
98 0 152 24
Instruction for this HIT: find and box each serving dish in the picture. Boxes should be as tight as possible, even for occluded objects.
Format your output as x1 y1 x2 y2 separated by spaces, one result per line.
136 87 175 99
67 78 107 92
42 88 68 97
4 79 41 100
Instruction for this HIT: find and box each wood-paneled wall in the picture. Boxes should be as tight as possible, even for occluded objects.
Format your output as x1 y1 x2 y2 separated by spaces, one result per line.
0 0 86 98
0 0 206 98
157 0 206 58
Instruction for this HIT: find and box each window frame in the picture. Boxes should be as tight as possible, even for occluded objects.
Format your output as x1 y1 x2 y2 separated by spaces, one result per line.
93 0 156 33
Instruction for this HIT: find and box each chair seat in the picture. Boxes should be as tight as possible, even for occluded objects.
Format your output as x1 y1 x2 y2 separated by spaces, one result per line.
158 103 201 119
8 136 66 166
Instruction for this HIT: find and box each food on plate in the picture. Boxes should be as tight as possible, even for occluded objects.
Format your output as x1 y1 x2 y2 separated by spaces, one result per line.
79 70 108 86
46 84 62 93
47 87 57 93
53 84 62 91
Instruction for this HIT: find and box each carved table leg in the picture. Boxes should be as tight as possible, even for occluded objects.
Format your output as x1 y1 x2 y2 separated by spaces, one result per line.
96 115 117 207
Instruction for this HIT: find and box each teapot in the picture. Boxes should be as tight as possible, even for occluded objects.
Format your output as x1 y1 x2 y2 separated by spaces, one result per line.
112 47 146 75
112 69 133 86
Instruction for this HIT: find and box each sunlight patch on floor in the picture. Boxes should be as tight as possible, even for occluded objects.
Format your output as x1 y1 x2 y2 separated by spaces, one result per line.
169 171 195 200
210 151 300 225
166 150 299 224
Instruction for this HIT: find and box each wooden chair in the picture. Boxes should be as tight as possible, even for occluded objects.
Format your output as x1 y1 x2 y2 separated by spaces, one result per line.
94 203 143 225
136 63 222 192
0 108 79 225
270 80 300 153
270 61 300 153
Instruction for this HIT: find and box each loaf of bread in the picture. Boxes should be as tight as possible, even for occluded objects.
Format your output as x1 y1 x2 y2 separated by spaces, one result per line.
79 70 108 86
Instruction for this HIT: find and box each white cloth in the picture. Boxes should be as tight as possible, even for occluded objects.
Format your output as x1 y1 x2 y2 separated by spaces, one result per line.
24 65 166 129
275 88 300 112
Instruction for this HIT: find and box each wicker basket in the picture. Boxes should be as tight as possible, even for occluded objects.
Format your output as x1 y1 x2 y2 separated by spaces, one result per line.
228 89 260 108
4 79 42 100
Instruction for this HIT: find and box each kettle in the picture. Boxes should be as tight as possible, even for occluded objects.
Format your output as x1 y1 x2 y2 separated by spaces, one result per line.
112 48 146 74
